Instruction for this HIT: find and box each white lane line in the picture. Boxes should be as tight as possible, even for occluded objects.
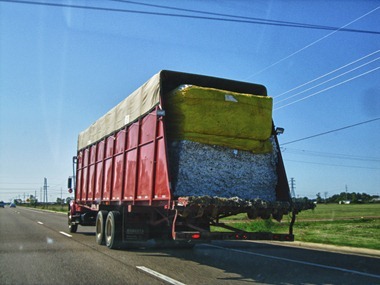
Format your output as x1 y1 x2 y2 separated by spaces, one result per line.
59 231 72 238
205 244 380 280
37 221 44 225
136 266 186 285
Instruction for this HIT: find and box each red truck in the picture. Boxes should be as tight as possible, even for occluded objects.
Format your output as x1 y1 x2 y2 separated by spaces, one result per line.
67 70 313 249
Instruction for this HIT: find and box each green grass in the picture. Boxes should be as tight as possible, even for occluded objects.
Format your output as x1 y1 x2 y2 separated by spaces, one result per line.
295 203 380 220
218 203 380 250
23 203 68 213
295 218 380 250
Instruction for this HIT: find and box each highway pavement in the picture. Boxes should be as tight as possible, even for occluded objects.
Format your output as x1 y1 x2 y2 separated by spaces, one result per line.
1 206 379 285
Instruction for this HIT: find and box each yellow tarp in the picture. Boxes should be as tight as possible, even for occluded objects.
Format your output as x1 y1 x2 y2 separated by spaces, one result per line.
166 85 273 153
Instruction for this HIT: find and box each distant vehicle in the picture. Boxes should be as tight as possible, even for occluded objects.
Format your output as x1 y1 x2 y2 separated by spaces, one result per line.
67 70 315 249
0 201 4 208
10 203 16 208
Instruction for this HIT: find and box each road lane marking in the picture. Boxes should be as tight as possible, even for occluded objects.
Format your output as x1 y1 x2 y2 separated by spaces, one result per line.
37 221 44 225
59 231 72 238
205 244 380 280
136 266 186 285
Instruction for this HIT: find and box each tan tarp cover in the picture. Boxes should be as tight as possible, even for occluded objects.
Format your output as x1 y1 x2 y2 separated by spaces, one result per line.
78 73 161 150
166 85 273 153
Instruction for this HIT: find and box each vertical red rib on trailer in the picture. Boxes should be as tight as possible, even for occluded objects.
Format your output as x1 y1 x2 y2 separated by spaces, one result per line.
81 149 89 202
88 145 97 202
134 119 142 204
94 140 105 202
154 112 171 205
112 130 126 201
103 136 115 202
137 113 156 204
149 109 159 206
76 150 83 203
123 122 138 202
119 127 128 204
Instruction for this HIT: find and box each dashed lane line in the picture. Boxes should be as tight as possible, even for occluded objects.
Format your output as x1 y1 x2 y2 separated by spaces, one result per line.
59 231 72 238
136 266 186 285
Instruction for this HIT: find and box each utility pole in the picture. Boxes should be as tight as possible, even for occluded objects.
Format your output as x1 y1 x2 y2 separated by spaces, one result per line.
290 178 296 198
44 178 48 204
345 184 348 201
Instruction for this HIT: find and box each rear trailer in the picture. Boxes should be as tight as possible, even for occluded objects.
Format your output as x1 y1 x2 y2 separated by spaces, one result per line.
67 70 314 249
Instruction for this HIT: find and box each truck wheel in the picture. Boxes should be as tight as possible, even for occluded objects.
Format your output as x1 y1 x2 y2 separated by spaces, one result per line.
68 214 78 233
95 210 108 245
105 211 122 249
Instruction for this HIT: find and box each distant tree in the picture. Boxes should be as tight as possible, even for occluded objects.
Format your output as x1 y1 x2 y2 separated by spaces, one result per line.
29 195 38 207
316 192 322 203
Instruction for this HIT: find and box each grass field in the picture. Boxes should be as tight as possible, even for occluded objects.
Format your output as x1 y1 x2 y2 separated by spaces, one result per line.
221 203 380 250
26 203 380 250
24 204 68 213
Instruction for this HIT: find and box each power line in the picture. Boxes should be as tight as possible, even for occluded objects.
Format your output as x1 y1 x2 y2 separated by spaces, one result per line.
0 188 40 191
2 0 380 35
109 0 380 34
285 159 380 170
245 6 380 79
274 50 380 99
274 66 380 110
282 148 380 162
282 118 380 145
274 56 380 106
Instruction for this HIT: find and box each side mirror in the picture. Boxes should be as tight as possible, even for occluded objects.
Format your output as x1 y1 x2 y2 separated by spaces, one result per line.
67 177 73 193
275 127 285 135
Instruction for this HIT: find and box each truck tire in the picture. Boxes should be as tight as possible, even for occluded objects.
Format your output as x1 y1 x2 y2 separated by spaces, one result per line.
68 214 78 233
95 210 108 245
105 211 122 249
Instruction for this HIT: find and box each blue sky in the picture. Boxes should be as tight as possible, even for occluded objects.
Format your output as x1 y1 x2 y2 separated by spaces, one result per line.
0 0 379 202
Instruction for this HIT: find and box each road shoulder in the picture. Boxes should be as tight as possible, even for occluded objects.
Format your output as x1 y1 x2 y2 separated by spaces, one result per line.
253 240 380 258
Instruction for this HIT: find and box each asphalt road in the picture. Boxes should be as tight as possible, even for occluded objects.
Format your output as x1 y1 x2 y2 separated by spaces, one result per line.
1 206 379 285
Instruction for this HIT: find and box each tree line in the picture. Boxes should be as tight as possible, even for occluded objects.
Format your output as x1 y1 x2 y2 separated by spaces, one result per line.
315 192 379 204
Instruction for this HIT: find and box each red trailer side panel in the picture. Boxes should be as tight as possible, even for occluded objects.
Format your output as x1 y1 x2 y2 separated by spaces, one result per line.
76 108 171 208
123 148 137 201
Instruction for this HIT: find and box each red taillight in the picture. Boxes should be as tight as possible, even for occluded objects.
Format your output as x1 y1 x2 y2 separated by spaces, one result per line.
191 233 201 239
234 234 248 240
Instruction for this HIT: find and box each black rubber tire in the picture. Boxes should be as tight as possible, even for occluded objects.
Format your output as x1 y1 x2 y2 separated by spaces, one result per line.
105 211 122 249
68 214 78 233
95 210 108 245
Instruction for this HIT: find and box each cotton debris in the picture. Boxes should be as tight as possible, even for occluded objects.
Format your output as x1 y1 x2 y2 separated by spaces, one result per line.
168 137 279 201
